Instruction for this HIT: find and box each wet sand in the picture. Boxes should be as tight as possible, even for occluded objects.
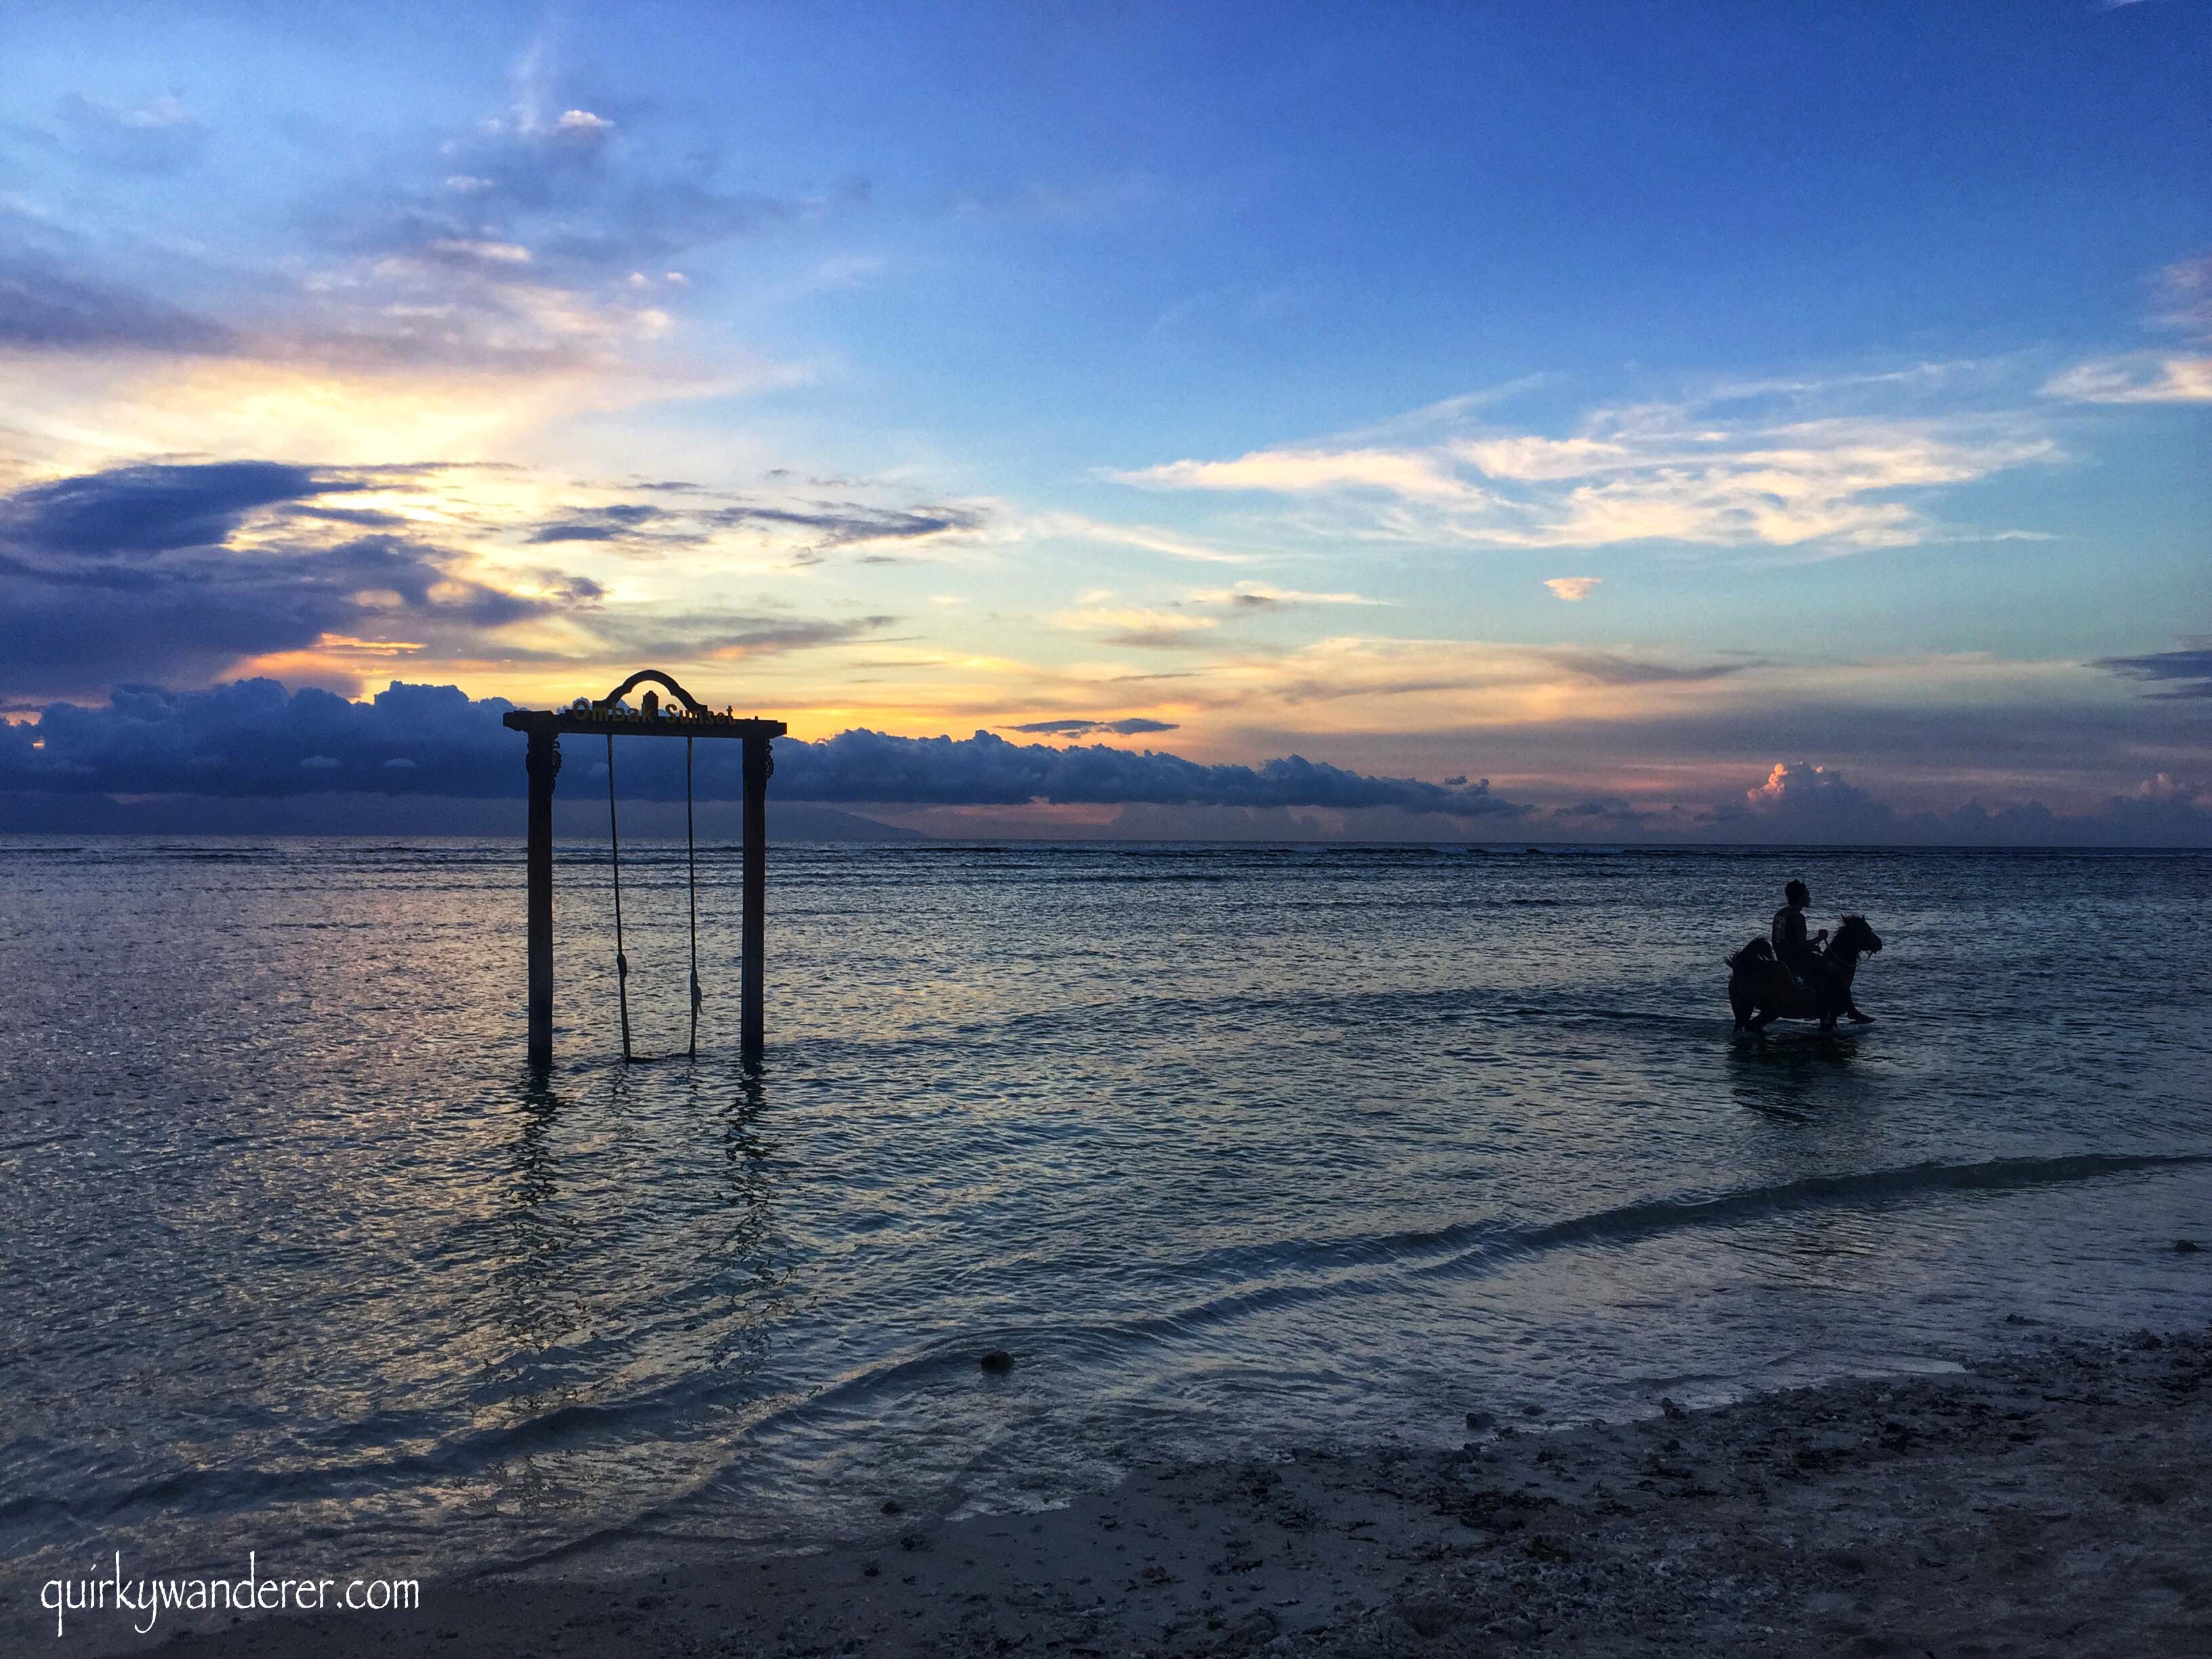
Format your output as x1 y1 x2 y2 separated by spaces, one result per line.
79 1325 2212 1657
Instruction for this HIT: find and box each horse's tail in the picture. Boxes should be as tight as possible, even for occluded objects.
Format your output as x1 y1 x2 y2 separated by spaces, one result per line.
1727 936 1774 972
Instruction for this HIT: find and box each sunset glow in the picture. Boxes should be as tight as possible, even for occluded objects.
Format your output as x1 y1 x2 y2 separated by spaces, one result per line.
2 3 2206 838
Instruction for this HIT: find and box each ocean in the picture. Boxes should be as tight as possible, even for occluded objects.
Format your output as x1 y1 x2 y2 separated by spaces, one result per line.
3 838 2209 1591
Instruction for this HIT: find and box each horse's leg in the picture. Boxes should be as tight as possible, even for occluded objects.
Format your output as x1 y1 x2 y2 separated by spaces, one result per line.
1729 981 1752 1032
1842 964 1874 1023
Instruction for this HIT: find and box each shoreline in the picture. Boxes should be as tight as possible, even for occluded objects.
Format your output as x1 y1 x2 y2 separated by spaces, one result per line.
46 1323 2207 1657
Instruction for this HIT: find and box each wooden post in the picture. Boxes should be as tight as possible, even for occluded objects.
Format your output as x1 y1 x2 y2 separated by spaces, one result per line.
741 733 771 1060
525 728 560 1072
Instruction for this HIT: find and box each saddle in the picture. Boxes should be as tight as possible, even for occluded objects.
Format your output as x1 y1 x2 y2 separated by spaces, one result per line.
1729 936 1835 1000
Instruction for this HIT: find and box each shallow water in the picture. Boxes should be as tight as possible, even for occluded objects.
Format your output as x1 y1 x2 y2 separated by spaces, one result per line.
3 839 2209 1587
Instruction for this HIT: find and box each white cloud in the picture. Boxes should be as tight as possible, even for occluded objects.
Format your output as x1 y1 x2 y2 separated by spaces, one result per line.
1451 436 1631 481
1113 386 2063 555
1740 760 1900 838
1116 447 1481 502
2045 253 2212 404
1022 511 1260 565
1544 577 1601 602
2043 354 2212 405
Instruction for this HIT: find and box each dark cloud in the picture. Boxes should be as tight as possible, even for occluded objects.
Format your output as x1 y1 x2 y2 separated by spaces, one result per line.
1 679 1523 821
1729 760 1901 840
580 611 895 661
1551 651 1765 687
703 501 986 551
0 255 232 353
261 100 832 373
316 102 831 285
1694 759 2212 847
522 497 983 558
0 462 546 699
722 618 888 652
2094 640 2212 699
1298 687 2212 801
287 505 413 529
1100 628 1221 651
0 459 918 700
5 85 837 375
526 504 668 542
514 496 987 574
6 681 2207 844
743 731 1519 817
4 680 518 798
1007 717 1181 737
0 462 350 556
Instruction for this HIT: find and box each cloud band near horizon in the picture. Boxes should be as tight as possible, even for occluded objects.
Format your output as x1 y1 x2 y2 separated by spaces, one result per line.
3 678 2208 847
0 678 1521 817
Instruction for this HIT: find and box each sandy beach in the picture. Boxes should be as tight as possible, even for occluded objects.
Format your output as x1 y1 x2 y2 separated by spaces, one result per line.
68 1322 2199 1658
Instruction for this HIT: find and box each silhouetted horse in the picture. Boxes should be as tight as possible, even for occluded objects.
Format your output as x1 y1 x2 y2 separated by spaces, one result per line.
1728 915 1883 1034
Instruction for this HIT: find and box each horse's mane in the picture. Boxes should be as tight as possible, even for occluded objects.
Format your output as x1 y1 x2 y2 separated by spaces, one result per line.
1840 914 1868 930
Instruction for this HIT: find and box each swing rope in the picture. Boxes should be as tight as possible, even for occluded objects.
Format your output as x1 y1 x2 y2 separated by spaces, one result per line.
605 720 705 1064
607 732 633 1062
687 735 701 1059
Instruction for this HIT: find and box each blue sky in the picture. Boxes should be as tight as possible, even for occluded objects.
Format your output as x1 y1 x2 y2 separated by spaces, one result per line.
1 2 2207 838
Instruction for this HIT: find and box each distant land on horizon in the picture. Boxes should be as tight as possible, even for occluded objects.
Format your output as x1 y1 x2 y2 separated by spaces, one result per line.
6 790 2211 852
0 792 924 841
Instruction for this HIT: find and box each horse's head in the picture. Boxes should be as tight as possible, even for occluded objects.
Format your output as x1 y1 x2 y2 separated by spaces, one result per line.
1835 914 1882 958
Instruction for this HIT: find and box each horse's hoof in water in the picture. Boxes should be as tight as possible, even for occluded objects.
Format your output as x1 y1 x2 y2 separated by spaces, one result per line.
1847 1011 1876 1024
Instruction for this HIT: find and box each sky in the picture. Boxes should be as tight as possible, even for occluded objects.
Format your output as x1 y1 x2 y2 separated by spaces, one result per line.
1 1 2207 840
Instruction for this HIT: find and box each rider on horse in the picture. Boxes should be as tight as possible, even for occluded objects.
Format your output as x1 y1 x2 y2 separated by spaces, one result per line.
1771 879 1873 1024
1771 880 1824 987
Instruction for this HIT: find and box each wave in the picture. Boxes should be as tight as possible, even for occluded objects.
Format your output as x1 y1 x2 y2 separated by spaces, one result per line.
0 1370 815 1536
12 1147 2199 1550
1509 1151 2209 1253
686 1149 2212 1445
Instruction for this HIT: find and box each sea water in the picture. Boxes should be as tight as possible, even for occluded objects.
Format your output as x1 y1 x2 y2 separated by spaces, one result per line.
3 839 2208 1589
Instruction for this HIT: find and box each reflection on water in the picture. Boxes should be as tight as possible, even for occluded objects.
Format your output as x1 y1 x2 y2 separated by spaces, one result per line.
1 840 2208 1587
1726 1029 1868 1121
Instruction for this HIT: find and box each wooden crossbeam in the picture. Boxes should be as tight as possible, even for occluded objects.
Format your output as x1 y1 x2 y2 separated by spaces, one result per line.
500 710 786 739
